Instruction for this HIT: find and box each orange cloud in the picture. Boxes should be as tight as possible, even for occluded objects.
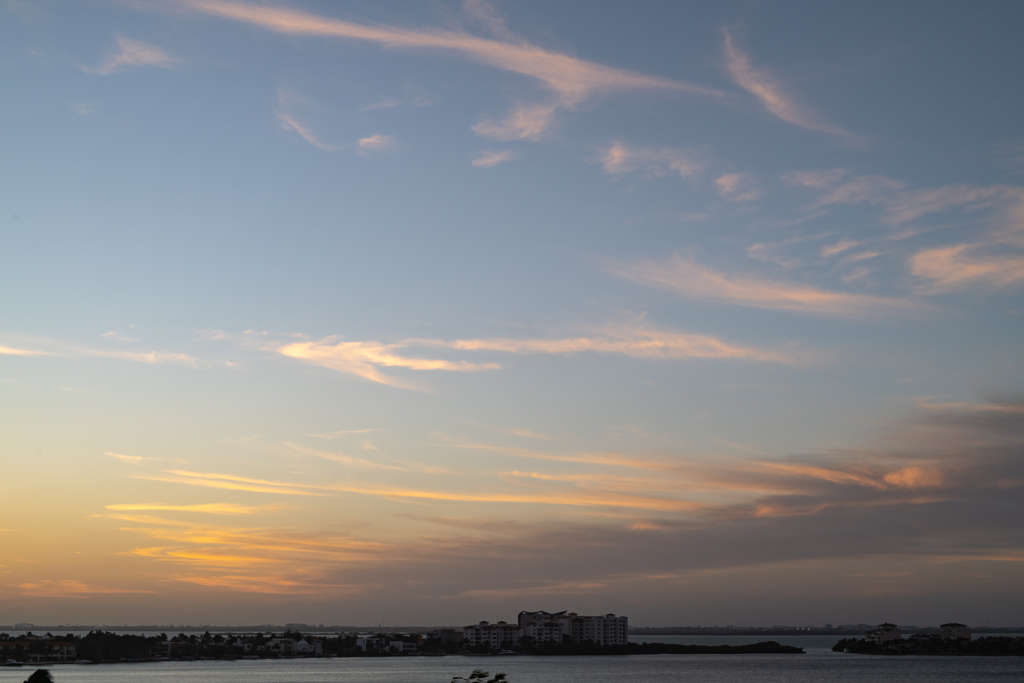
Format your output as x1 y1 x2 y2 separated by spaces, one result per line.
911 243 1024 292
0 345 53 356
107 451 144 464
883 467 945 490
472 150 517 167
133 470 329 496
170 0 723 141
176 574 368 594
415 323 797 364
105 503 277 515
175 0 720 106
473 104 556 141
19 580 155 597
723 29 854 138
277 337 499 389
0 336 194 365
84 35 177 75
607 255 912 316
357 134 398 155
461 581 608 598
277 112 335 151
600 141 701 179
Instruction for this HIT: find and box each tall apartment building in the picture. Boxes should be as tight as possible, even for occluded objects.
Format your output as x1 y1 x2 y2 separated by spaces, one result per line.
462 621 521 649
517 610 629 646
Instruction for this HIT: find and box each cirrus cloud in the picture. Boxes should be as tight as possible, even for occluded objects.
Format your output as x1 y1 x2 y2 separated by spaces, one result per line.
607 255 913 316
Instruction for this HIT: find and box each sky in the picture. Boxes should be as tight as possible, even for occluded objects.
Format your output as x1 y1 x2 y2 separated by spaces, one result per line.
1 0 1023 629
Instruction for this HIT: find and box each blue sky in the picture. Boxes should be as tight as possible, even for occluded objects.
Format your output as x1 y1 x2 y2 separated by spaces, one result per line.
1 0 1023 627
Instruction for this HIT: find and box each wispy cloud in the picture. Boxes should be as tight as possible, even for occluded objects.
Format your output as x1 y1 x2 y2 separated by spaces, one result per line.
715 172 762 201
280 441 404 470
0 335 196 365
100 330 140 343
99 399 1024 604
277 337 499 389
723 29 854 138
357 134 397 155
472 103 556 141
308 428 379 439
910 243 1024 293
210 321 797 391
105 503 276 515
782 168 848 188
608 255 912 316
176 0 719 104
885 185 1018 225
19 580 155 597
821 239 862 258
462 580 608 598
462 0 517 43
84 35 177 75
600 141 701 179
0 345 53 356
135 468 709 512
170 0 723 141
791 171 1022 229
277 112 335 151
361 97 401 112
418 321 797 364
472 150 517 167
107 451 144 464
134 470 330 496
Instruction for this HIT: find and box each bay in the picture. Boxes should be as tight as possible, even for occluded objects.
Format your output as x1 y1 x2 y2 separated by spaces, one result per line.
2 650 1023 683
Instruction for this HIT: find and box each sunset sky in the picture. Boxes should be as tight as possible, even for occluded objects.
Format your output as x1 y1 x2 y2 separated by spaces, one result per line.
2 0 1023 628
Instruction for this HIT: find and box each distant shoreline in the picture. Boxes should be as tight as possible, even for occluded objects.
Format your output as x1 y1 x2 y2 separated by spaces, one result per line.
6 625 1022 635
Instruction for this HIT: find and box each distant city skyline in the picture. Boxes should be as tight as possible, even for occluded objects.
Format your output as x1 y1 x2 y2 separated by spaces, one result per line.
1 0 1022 627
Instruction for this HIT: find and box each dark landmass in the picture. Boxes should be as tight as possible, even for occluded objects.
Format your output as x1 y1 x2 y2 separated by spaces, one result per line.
632 626 1024 637
1 624 449 634
834 636 1024 656
0 631 801 664
632 627 867 636
539 641 803 655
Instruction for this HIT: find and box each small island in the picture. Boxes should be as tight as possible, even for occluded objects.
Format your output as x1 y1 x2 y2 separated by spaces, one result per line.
834 623 1024 656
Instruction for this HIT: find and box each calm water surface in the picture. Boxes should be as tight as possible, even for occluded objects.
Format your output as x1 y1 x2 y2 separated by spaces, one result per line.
2 652 1022 683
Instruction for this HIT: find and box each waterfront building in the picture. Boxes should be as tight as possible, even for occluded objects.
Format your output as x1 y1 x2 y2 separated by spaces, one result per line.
517 611 568 630
462 621 521 649
355 636 386 652
517 610 629 646
565 613 629 645
865 622 901 644
430 628 463 645
389 640 417 653
940 623 971 641
522 619 564 643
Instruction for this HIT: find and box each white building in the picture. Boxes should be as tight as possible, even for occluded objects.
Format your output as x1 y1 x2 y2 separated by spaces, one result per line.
565 613 628 646
865 623 901 644
267 638 296 655
463 621 521 650
940 623 971 641
355 636 386 652
517 610 629 646
389 640 417 653
522 619 564 643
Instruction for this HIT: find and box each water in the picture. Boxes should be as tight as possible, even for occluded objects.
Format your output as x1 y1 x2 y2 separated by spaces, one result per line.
2 652 1022 683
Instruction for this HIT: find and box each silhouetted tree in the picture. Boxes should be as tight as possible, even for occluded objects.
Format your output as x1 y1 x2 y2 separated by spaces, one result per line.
24 670 53 683
452 670 507 683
